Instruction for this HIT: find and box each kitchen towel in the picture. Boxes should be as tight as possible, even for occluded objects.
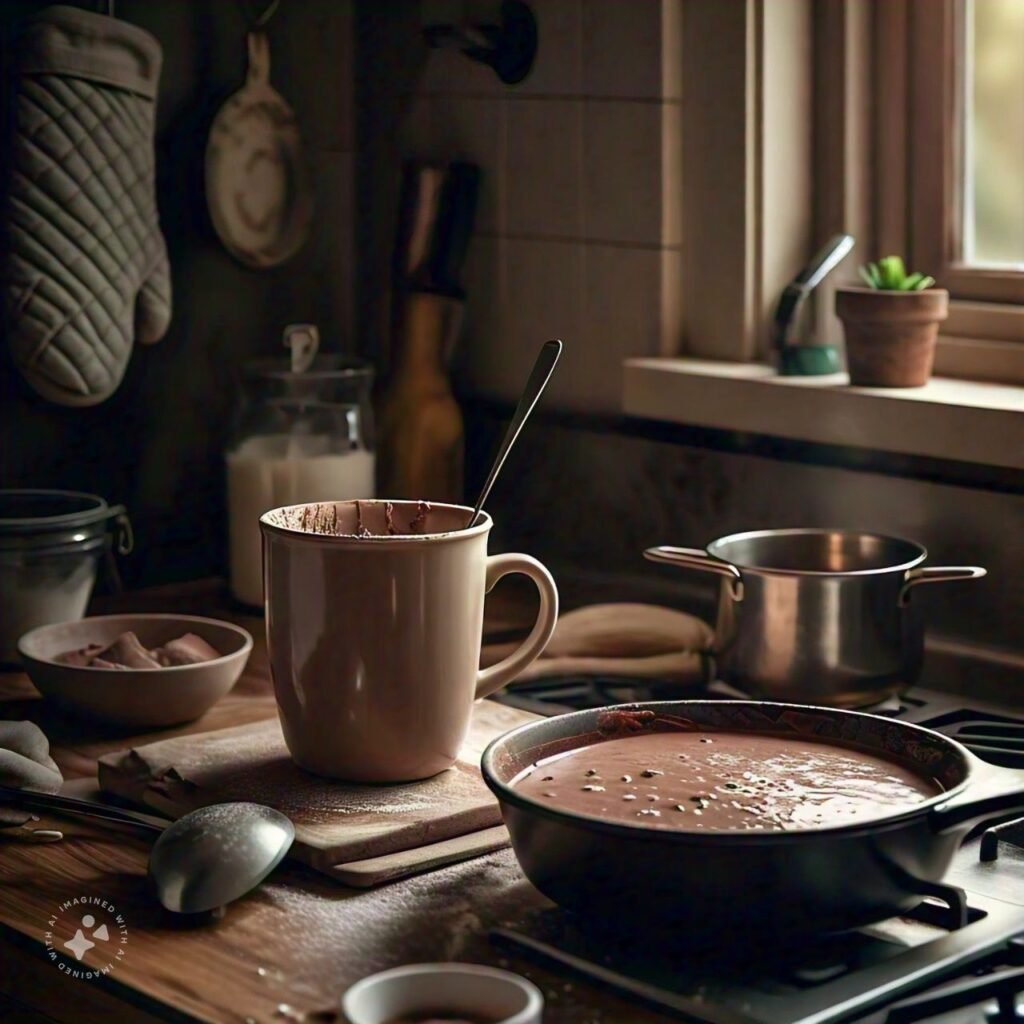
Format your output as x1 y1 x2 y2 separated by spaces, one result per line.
3 5 171 405
482 603 714 686
0 721 63 827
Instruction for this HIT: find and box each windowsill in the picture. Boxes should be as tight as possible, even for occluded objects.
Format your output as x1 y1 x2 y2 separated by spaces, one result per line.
622 358 1024 469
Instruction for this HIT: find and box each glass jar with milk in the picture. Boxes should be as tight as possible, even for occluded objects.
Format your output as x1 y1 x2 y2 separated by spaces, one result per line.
227 334 374 606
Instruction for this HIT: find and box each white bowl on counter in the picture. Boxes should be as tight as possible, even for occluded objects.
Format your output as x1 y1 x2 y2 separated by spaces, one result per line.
341 962 544 1024
18 613 253 728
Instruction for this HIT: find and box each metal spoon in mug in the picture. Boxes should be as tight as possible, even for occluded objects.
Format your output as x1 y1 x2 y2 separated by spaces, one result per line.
0 784 294 914
467 338 562 529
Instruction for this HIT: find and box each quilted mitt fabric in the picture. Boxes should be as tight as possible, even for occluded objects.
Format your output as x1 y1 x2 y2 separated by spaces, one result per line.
3 5 171 406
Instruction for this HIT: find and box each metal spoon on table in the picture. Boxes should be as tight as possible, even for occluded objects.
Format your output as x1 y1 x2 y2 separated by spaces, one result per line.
0 784 294 914
467 338 562 529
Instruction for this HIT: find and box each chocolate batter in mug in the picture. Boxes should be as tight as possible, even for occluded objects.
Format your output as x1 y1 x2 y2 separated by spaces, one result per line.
261 500 558 781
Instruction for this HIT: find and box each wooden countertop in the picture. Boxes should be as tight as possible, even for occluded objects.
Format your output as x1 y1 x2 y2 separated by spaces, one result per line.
0 581 672 1024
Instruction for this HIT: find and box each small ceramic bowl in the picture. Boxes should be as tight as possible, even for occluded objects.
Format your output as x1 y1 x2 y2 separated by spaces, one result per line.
18 614 253 728
341 963 544 1024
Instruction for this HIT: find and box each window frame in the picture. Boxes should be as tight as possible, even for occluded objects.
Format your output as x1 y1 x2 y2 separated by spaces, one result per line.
624 0 1023 445
667 0 1022 383
903 0 1024 306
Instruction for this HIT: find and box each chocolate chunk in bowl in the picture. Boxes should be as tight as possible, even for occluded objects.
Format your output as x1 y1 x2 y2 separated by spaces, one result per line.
18 614 252 728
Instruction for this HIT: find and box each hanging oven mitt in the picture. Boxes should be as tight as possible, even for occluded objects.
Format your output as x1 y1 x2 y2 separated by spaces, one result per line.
0 721 63 828
3 5 171 406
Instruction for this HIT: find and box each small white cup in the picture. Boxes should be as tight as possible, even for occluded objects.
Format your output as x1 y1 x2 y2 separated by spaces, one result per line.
341 963 544 1024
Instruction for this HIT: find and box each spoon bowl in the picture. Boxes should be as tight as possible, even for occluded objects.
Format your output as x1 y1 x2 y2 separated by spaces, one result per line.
0 785 294 913
149 802 295 914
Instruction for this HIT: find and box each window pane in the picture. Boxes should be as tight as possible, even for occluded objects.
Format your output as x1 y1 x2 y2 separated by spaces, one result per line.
963 0 1024 267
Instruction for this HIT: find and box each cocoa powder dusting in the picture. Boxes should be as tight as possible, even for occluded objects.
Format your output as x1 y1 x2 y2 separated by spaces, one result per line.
410 501 431 533
265 501 440 539
354 501 371 538
290 503 347 536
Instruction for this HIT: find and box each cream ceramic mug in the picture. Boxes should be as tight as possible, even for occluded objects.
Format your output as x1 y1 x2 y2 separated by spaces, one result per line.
260 499 558 781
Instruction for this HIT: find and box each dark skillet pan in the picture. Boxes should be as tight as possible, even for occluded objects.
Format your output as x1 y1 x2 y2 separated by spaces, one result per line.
481 701 1024 938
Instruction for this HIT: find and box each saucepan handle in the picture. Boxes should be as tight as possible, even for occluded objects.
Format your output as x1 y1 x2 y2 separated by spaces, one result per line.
928 764 1024 833
643 546 744 602
899 565 986 607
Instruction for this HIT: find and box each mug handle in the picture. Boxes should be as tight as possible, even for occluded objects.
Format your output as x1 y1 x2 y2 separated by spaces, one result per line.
475 554 559 700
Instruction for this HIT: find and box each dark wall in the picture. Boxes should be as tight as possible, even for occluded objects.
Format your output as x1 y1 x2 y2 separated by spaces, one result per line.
0 0 353 586
353 0 424 376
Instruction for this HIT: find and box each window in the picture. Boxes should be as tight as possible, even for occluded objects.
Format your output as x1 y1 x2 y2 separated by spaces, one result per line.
961 0 1024 269
624 0 1023 446
906 0 1024 306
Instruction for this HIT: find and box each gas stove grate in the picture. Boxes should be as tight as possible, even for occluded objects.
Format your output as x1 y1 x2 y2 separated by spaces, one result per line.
860 935 1024 1022
911 713 1024 769
492 893 1024 1024
889 692 1024 770
499 673 696 716
981 816 1024 862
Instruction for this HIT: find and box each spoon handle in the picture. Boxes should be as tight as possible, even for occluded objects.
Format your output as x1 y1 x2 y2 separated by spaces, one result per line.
0 784 166 834
468 339 562 528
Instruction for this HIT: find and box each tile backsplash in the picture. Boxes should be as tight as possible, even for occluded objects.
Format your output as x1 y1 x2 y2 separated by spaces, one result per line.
382 0 684 412
362 4 1022 676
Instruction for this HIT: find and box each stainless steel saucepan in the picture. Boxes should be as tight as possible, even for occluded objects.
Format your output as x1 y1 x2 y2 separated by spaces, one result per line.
645 529 986 707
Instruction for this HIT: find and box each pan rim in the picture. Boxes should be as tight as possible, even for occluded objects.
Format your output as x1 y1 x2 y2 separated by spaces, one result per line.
481 699 978 843
706 527 928 577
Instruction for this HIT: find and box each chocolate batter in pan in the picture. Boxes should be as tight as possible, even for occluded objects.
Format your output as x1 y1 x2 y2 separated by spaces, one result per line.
513 731 941 831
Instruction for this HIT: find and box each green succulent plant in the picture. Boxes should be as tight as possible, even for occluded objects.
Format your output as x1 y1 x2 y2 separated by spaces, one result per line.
858 256 936 291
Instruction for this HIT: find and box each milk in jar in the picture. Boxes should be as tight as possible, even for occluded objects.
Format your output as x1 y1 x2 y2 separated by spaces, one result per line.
226 341 374 606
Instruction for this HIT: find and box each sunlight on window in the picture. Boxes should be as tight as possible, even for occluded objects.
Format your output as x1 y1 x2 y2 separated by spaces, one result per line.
963 0 1024 267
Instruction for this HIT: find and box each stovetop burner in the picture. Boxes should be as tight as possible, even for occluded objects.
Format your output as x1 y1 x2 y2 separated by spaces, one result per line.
493 678 1024 1022
497 673 687 717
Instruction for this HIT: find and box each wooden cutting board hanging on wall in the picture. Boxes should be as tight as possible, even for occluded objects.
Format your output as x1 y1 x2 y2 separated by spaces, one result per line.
205 27 313 268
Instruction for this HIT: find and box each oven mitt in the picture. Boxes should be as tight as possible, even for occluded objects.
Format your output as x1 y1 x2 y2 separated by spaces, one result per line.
0 721 63 827
3 5 171 406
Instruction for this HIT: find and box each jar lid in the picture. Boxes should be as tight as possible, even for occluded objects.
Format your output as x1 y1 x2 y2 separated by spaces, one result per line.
0 490 132 554
0 490 114 532
241 353 374 382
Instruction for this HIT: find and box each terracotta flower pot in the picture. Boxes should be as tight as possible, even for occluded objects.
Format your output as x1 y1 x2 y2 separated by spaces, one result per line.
835 287 949 387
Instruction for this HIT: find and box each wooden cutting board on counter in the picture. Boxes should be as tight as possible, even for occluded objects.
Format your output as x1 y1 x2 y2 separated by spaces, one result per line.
97 700 536 886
